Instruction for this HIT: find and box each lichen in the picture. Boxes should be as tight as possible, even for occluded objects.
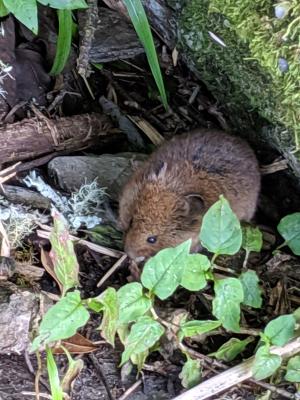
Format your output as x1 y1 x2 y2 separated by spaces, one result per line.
177 0 300 157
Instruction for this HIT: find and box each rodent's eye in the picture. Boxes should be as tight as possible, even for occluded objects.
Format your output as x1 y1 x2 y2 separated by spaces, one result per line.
147 236 157 244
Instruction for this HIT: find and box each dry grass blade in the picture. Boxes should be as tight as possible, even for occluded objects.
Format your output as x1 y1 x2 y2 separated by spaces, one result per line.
174 337 300 400
97 254 128 287
128 115 165 145
37 229 123 258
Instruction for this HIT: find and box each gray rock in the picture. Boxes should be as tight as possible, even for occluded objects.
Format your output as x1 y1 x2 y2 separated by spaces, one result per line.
0 288 38 354
48 153 147 201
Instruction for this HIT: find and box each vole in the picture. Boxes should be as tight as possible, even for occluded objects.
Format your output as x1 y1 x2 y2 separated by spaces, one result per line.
119 129 260 262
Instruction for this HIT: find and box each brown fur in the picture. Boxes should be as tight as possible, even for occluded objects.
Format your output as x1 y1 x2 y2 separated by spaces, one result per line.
118 129 260 260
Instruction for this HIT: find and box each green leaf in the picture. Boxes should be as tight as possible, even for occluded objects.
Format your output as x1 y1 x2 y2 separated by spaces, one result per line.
239 270 262 308
212 278 244 332
0 0 8 16
178 320 221 341
252 345 282 380
131 350 149 373
277 213 300 255
31 290 90 351
264 314 295 346
37 0 87 9
141 240 191 300
97 288 118 347
285 356 300 382
209 337 253 362
200 196 242 255
242 226 263 253
180 254 211 291
123 0 168 110
50 9 73 75
86 224 122 250
117 282 152 324
179 357 202 389
120 316 164 365
61 346 84 394
50 211 79 295
4 0 38 34
46 347 63 400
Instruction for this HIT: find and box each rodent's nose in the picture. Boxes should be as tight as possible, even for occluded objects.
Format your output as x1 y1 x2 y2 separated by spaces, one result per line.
124 242 136 260
124 243 145 263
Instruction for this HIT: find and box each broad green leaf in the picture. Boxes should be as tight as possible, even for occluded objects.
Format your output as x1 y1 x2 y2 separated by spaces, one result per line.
264 314 295 346
209 337 253 362
242 226 263 253
178 320 221 341
120 316 164 365
123 0 168 110
50 211 79 295
239 270 262 308
50 9 72 75
285 356 300 382
97 288 118 347
180 254 211 291
252 345 282 380
117 324 130 345
131 350 149 373
212 278 244 332
277 213 300 255
141 240 191 300
0 0 8 16
46 347 63 400
200 196 242 255
31 291 90 351
37 0 87 9
179 357 202 389
117 282 151 324
4 0 38 34
87 298 104 313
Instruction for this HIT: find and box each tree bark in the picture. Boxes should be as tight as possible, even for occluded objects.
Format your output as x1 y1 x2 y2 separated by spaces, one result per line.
0 112 117 165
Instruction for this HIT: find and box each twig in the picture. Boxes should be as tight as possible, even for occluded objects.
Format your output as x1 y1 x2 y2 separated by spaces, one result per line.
24 352 50 393
118 380 142 400
77 0 98 78
174 337 300 400
97 254 128 287
0 161 21 185
21 393 51 399
34 351 43 400
37 229 123 258
88 353 114 400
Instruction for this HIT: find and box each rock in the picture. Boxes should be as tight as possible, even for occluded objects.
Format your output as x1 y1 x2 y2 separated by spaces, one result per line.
48 153 148 201
0 288 38 354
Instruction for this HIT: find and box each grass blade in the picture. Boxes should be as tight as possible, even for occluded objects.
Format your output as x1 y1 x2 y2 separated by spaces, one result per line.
123 0 168 109
46 347 64 400
50 9 73 75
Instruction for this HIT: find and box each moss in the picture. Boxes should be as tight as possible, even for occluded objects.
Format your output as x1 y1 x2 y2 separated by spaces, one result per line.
177 0 300 156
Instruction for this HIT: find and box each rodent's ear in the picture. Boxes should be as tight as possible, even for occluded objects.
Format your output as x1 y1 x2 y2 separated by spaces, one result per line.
148 161 167 181
118 179 140 231
183 193 204 218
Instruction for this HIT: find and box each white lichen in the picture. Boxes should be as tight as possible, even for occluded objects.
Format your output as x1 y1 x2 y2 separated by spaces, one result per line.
0 197 47 249
0 59 14 99
23 171 106 230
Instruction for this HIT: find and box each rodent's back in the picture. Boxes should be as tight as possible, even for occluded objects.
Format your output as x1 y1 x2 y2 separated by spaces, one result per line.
143 129 260 220
119 129 260 260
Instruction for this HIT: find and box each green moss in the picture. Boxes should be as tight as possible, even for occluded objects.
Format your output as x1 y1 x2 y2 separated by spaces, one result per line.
177 0 300 153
